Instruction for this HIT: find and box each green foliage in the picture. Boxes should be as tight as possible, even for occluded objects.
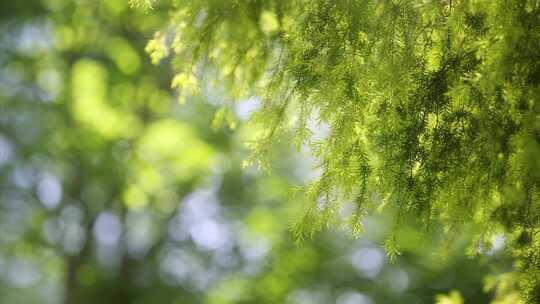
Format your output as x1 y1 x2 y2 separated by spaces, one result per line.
129 0 155 10
0 0 536 303
436 290 464 304
149 0 540 302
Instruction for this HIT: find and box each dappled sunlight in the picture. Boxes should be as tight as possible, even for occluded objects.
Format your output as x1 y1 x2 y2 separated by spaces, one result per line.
71 59 142 139
1 1 538 304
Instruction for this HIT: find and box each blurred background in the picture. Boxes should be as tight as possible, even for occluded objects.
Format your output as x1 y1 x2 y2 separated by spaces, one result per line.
0 1 511 303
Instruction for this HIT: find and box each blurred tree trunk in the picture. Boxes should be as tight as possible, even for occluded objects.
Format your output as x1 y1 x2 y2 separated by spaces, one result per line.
64 255 82 304
62 157 90 304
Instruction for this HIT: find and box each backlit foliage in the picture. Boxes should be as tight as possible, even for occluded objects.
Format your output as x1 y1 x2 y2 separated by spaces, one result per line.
129 0 155 10
146 0 540 301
